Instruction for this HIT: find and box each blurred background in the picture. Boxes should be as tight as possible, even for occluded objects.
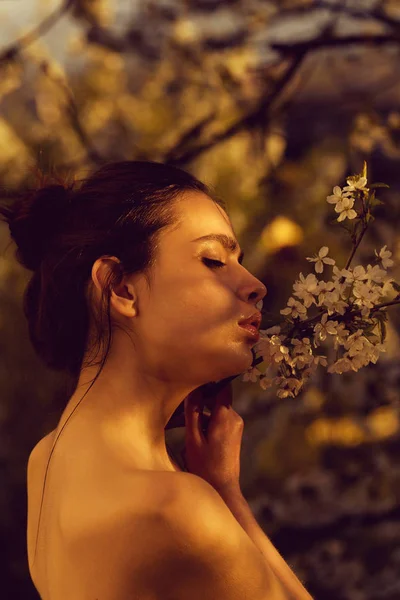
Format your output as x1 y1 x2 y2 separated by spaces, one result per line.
1 1 400 598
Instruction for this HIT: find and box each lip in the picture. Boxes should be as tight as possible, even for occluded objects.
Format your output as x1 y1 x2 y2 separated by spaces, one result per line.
238 311 262 331
239 323 260 341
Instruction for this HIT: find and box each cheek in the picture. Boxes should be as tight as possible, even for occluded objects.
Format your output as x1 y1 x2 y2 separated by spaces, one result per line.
148 270 233 332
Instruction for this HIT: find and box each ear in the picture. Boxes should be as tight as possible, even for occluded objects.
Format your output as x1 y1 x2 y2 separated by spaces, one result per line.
109 284 137 318
91 256 138 319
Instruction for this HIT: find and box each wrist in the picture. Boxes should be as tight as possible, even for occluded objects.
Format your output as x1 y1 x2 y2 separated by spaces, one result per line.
214 482 244 502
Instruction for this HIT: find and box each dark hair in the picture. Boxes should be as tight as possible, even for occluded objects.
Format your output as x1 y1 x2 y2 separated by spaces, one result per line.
0 160 226 385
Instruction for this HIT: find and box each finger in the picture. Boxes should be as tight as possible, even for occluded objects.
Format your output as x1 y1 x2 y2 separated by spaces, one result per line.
215 382 233 408
186 387 205 409
184 395 206 445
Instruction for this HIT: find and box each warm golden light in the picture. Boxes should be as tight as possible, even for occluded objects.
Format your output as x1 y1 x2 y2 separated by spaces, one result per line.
260 216 303 253
306 407 399 447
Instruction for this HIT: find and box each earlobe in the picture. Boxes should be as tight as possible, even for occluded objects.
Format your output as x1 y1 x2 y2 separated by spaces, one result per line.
110 288 137 318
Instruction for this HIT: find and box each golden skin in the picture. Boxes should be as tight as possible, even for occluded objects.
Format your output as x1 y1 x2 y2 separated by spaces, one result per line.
58 191 267 473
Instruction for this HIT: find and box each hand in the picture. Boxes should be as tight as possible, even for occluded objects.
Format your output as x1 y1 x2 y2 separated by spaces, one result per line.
183 381 244 494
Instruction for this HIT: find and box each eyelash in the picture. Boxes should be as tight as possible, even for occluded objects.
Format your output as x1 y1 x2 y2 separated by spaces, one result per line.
202 258 226 269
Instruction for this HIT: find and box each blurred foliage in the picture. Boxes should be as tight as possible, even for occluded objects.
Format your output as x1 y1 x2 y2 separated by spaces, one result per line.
1 0 400 598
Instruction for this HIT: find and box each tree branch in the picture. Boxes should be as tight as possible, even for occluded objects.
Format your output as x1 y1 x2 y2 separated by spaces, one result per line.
273 0 400 32
0 0 75 64
39 62 106 166
164 52 308 167
271 33 400 55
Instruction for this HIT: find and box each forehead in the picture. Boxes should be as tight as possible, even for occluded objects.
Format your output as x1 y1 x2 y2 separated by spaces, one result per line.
173 191 233 236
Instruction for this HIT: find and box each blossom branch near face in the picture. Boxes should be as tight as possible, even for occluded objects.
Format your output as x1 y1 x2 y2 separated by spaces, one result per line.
166 162 399 430
240 162 400 400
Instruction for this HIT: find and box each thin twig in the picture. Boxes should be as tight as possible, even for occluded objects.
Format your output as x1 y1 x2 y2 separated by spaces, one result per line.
41 65 105 166
165 52 307 166
271 33 400 55
345 222 368 270
0 0 75 63
274 0 400 31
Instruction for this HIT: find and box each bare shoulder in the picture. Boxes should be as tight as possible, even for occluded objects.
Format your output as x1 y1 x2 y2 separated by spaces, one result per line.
26 432 57 574
28 431 55 468
49 468 272 600
125 472 273 600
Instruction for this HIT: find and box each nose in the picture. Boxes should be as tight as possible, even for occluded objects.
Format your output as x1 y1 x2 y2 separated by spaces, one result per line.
239 276 267 307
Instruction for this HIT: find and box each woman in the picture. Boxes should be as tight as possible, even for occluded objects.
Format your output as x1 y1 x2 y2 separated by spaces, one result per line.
0 160 304 599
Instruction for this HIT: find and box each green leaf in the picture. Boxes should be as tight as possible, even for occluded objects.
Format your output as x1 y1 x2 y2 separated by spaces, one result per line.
369 195 385 207
366 213 375 223
391 281 400 293
374 310 388 323
363 322 377 334
379 319 387 343
369 183 390 189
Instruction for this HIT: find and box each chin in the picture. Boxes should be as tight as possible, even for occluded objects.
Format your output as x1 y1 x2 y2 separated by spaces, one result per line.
215 350 254 381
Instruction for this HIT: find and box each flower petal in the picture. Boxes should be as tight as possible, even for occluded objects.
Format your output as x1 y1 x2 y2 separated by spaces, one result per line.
327 194 339 204
319 246 329 258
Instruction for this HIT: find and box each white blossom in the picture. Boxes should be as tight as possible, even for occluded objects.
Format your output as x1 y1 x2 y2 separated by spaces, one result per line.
275 376 304 398
344 329 366 356
367 341 386 363
292 272 319 307
291 337 312 352
255 299 264 311
334 196 358 222
280 297 308 320
343 175 368 193
253 336 274 362
289 338 314 369
244 169 397 401
316 280 336 305
255 334 290 365
332 265 349 282
350 353 370 371
365 263 387 284
320 289 348 315
313 313 339 342
306 246 335 274
353 281 382 316
326 186 351 206
242 366 263 383
313 354 328 367
262 325 281 335
341 265 368 285
331 267 353 297
375 245 394 269
327 357 354 374
347 336 386 371
259 376 275 390
381 276 396 297
333 322 350 350
291 353 313 370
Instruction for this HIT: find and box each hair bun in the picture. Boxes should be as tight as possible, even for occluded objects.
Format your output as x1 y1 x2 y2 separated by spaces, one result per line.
9 184 72 271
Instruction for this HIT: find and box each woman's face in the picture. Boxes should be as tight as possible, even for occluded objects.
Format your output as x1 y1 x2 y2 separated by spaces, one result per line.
128 191 267 386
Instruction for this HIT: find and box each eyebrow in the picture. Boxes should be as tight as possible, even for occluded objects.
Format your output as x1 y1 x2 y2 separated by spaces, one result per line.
191 233 245 264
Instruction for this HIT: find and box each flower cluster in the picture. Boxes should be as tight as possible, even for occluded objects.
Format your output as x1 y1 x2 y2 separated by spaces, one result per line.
242 163 400 399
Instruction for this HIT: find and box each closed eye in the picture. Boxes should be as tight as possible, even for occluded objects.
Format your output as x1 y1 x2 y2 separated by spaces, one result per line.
202 258 226 269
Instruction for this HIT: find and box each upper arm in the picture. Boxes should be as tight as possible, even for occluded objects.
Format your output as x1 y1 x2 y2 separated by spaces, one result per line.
134 473 272 600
